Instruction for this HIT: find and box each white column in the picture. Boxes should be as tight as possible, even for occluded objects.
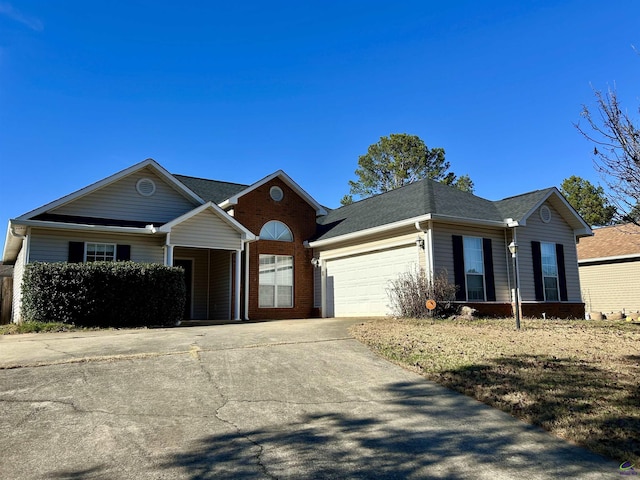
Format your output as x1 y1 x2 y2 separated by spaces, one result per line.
244 242 250 320
320 259 327 318
165 244 174 266
234 249 242 320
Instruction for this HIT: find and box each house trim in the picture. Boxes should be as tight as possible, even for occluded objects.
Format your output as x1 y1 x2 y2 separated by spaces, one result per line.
578 253 640 265
310 214 510 248
219 170 328 216
516 188 592 236
16 159 205 222
159 202 256 242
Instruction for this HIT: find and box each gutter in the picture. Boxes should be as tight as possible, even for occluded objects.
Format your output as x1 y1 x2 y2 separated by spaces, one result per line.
10 219 159 235
309 213 509 248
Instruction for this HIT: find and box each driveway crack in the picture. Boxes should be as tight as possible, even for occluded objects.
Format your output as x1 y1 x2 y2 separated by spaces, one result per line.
191 341 279 480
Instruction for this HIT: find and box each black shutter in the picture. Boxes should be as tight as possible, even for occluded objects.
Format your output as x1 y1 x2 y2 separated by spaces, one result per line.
531 241 544 301
452 235 466 301
556 243 568 301
482 238 496 301
116 245 131 261
68 242 84 263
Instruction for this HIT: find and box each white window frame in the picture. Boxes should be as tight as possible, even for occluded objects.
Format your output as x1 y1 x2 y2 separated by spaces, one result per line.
259 221 293 242
463 236 486 301
85 242 116 262
259 254 294 308
541 242 560 301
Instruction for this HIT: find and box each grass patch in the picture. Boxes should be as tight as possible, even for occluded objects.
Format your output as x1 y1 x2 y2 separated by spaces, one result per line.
0 321 81 335
351 317 640 464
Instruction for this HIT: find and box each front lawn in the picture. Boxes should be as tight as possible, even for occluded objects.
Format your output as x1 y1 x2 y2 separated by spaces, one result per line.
351 317 639 465
0 321 81 335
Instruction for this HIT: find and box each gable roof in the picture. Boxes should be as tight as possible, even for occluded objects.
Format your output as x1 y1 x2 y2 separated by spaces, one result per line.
159 202 256 240
218 170 328 216
18 159 205 221
312 178 591 244
496 187 591 234
577 223 640 261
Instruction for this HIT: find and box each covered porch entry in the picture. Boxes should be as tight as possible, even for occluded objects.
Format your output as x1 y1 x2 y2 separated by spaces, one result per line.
173 248 234 320
159 202 256 321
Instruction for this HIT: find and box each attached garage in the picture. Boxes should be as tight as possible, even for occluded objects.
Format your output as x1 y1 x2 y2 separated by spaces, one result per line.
324 244 418 317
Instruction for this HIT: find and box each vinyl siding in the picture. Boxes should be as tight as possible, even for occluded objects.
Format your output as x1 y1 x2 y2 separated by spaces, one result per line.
315 230 420 261
517 202 581 302
51 167 197 224
209 250 232 319
175 248 209 320
170 210 242 251
28 228 165 264
579 260 640 313
12 244 26 322
432 223 511 302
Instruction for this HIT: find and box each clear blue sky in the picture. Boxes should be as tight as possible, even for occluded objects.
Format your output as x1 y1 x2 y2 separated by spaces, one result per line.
2 1 639 254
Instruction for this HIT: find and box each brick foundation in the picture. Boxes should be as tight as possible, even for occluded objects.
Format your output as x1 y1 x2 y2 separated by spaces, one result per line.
461 302 586 319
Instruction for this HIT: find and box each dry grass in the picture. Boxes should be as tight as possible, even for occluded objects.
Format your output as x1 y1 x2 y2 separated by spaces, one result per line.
351 317 640 464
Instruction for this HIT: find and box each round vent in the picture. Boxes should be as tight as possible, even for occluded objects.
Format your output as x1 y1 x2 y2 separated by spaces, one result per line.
136 178 156 197
540 205 551 223
270 186 284 202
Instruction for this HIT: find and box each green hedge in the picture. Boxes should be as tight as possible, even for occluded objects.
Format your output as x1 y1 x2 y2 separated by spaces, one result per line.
21 262 186 328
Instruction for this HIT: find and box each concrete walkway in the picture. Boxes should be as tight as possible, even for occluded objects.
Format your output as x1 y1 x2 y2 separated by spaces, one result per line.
0 318 620 479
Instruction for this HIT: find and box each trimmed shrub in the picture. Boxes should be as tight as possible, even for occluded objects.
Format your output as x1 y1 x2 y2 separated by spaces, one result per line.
387 267 458 319
21 262 186 327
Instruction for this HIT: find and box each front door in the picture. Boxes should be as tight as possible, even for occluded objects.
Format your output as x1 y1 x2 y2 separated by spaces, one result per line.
174 259 193 320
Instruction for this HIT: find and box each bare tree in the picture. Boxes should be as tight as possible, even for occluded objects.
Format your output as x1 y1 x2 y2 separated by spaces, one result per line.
576 87 640 225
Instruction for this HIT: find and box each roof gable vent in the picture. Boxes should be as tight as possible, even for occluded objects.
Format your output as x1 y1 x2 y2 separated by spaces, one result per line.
540 205 551 223
136 178 156 197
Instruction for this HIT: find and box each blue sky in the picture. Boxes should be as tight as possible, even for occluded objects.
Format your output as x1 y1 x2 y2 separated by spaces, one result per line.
1 1 639 254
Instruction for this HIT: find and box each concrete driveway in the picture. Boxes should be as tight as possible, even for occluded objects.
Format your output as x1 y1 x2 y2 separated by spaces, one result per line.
0 318 619 479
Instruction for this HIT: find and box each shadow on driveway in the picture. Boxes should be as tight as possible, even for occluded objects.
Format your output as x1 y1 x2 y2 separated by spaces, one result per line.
159 381 616 479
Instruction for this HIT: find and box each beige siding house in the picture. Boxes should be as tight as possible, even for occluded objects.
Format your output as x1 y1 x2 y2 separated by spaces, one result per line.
3 158 591 322
311 180 591 318
577 224 640 314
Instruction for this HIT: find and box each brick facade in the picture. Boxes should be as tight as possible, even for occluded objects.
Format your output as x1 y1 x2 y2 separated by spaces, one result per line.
232 178 318 320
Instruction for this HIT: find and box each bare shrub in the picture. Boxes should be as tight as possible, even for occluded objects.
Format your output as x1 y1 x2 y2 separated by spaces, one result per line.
387 267 458 318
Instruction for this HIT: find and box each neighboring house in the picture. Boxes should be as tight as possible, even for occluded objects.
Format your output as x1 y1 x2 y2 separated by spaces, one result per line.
577 223 640 314
2 158 592 322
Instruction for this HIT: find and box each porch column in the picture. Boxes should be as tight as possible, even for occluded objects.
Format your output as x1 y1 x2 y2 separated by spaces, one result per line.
165 244 174 266
244 242 250 320
234 249 242 321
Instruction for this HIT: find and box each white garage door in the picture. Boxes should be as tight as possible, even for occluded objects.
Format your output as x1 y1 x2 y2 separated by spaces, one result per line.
325 245 417 317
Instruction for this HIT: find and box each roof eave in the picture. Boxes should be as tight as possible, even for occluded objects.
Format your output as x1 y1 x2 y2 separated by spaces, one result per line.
11 219 158 235
159 202 256 241
16 159 205 221
310 214 512 248
219 170 327 216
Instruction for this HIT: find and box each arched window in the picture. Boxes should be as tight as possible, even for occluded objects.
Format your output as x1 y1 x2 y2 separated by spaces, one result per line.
260 221 293 242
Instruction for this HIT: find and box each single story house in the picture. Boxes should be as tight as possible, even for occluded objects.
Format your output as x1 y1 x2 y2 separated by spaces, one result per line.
577 223 640 314
3 158 592 322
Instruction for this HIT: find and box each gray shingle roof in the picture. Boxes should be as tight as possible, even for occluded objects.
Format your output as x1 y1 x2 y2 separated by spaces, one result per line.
174 174 248 204
494 189 554 221
314 178 557 242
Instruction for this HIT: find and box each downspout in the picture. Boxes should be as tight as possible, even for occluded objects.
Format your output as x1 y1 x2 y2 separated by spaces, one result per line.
504 229 512 296
415 221 434 282
243 236 259 321
511 227 521 309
